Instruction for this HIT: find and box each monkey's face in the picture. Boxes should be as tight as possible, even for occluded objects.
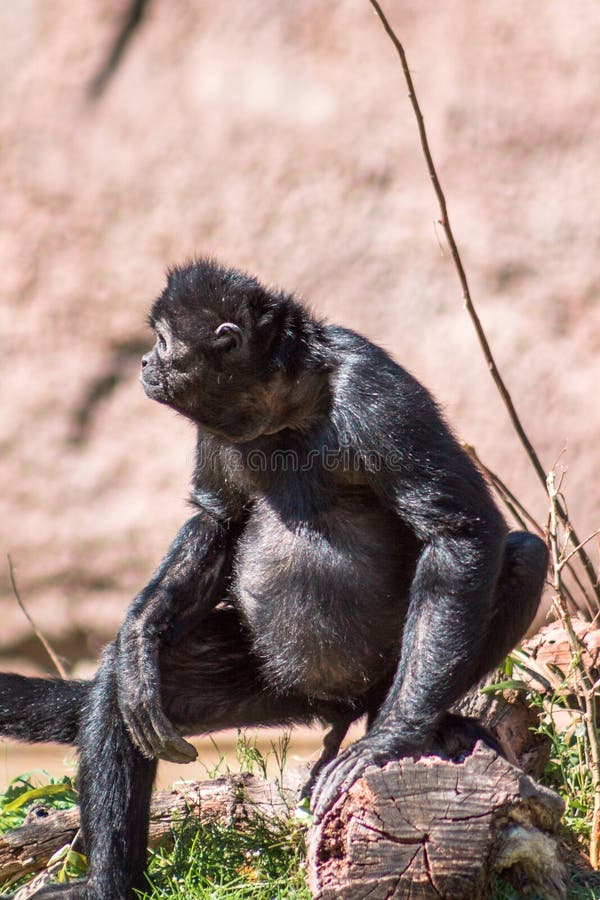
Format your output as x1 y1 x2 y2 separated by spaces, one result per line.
140 260 286 437
140 314 243 417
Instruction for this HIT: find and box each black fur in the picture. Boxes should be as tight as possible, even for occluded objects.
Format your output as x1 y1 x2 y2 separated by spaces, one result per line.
0 259 548 898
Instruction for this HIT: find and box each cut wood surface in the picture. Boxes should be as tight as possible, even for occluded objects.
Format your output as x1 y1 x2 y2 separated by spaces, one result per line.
308 744 566 900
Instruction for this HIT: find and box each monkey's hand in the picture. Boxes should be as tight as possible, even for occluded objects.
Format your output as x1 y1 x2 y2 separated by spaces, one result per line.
115 628 198 765
310 728 416 822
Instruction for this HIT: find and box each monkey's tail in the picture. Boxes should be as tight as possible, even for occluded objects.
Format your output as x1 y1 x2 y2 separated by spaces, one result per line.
0 674 90 745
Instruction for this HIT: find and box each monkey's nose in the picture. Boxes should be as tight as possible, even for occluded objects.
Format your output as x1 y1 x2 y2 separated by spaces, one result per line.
141 353 150 368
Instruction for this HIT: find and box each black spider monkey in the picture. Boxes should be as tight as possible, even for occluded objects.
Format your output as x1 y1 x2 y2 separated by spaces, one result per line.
0 259 548 899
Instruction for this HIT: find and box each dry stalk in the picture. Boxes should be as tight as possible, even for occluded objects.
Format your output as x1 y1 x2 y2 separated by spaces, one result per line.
367 0 600 606
7 555 67 680
463 443 595 618
461 443 544 536
547 473 600 866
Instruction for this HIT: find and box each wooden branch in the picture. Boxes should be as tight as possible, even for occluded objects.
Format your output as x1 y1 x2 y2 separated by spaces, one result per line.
0 773 295 888
308 745 566 900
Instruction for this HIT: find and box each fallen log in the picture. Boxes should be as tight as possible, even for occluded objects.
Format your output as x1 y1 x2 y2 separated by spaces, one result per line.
0 773 292 888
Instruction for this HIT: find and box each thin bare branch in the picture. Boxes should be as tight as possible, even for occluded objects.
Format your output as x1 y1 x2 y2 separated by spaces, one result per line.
368 0 546 480
461 443 544 536
7 555 67 679
368 0 600 606
559 529 600 571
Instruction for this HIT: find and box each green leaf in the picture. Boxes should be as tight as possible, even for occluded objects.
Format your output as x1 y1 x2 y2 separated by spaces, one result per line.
2 783 74 813
66 849 88 875
479 679 528 695
47 844 70 866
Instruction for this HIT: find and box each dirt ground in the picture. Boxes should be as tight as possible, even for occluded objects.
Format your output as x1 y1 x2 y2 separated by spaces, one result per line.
0 1 598 676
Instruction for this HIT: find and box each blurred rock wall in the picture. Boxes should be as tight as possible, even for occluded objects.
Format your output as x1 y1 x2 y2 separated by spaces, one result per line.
0 0 598 670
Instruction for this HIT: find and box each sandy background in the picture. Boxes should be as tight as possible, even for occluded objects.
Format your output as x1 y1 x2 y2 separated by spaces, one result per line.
0 1 599 779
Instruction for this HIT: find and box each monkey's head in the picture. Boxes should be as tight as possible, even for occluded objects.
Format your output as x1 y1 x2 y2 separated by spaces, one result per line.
141 259 331 441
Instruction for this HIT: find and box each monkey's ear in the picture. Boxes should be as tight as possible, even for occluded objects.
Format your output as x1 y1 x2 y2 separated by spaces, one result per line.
214 322 243 351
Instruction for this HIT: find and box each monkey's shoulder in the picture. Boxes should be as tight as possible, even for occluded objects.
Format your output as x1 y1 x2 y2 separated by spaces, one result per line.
326 325 436 404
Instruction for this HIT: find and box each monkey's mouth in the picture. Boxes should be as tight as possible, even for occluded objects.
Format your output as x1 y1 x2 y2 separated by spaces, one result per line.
140 371 167 402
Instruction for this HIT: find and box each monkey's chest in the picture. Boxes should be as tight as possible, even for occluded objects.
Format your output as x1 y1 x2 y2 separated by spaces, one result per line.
231 499 415 700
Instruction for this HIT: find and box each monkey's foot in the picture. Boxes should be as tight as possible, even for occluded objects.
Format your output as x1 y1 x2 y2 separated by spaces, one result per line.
310 715 506 821
310 729 414 822
428 712 503 761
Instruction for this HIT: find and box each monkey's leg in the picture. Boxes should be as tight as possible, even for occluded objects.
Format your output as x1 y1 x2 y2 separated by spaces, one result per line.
299 713 354 802
469 530 548 685
29 608 352 900
427 532 548 762
26 645 156 900
310 532 548 821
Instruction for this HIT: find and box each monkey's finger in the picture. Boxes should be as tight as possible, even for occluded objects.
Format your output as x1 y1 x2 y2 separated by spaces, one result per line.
121 703 185 761
127 713 193 764
147 708 198 762
122 711 159 760
157 741 198 764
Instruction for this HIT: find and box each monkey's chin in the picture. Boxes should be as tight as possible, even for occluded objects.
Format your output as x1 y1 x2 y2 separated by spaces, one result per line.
140 375 168 403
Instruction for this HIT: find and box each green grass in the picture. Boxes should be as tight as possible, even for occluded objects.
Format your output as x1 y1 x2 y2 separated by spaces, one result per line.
0 770 309 899
533 692 595 848
136 733 310 900
491 875 598 900
140 815 310 900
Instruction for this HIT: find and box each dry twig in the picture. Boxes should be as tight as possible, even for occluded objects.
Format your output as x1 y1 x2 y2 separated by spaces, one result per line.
547 473 600 867
462 443 544 536
367 0 600 607
6 555 67 680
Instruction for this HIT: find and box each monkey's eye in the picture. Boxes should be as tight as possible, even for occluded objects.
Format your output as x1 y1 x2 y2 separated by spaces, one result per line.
157 332 168 352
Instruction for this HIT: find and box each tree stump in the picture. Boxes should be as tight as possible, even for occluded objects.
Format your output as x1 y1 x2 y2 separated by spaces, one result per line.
307 744 566 900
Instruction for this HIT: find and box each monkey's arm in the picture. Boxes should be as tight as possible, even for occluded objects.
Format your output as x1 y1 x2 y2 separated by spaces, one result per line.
311 343 508 817
116 509 239 763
